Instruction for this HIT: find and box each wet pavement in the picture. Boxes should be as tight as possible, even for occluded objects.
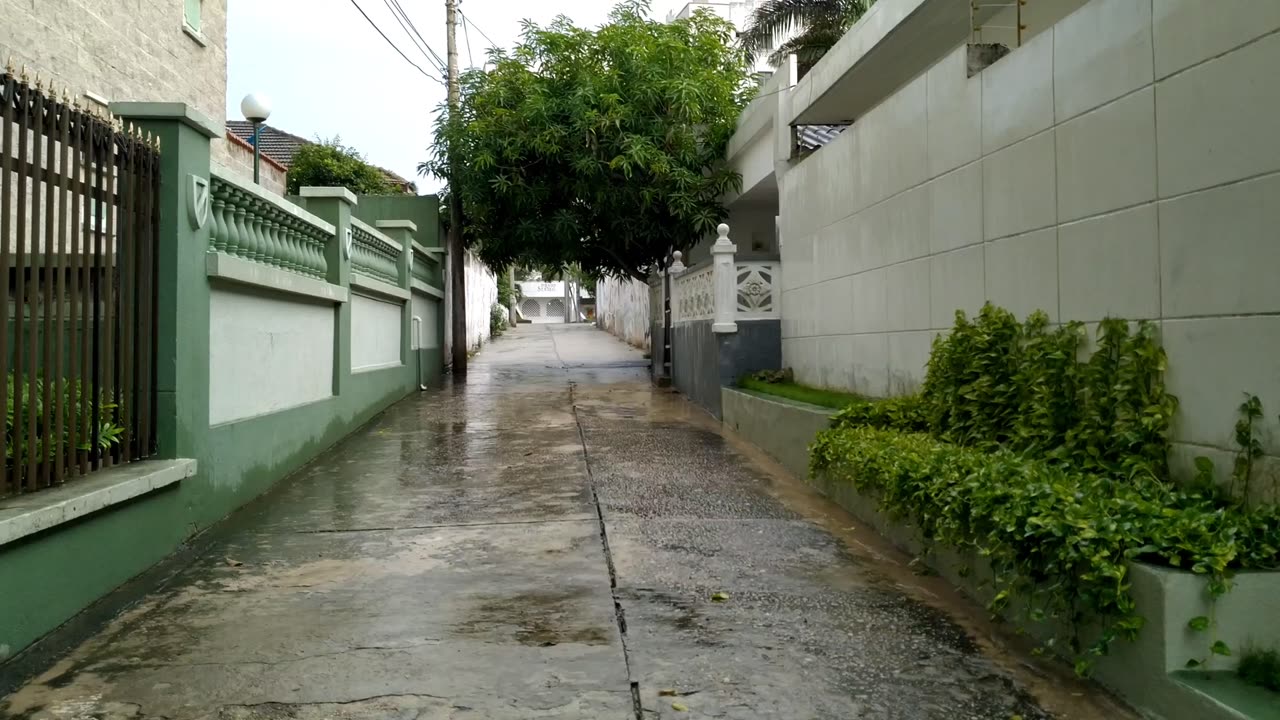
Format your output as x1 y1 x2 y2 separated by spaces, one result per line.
1 325 1134 719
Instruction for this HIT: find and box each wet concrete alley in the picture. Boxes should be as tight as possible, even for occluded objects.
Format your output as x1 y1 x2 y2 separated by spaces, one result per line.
1 325 1134 719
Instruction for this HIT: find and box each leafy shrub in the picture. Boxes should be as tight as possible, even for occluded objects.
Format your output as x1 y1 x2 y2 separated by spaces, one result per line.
809 425 1280 672
489 304 508 336
286 138 392 196
1239 648 1280 692
904 304 1176 482
6 374 125 469
830 394 929 432
749 368 794 385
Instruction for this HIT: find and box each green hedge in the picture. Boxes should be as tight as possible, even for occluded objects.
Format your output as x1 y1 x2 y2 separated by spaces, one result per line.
810 303 1280 673
811 425 1280 672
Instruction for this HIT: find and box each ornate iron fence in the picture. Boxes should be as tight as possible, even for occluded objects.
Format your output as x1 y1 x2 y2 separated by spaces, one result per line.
0 71 161 496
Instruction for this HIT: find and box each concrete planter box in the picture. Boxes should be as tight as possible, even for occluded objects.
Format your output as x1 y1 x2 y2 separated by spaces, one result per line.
721 387 1280 720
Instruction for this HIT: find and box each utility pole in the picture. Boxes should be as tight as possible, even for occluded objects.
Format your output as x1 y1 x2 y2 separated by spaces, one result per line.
446 0 467 374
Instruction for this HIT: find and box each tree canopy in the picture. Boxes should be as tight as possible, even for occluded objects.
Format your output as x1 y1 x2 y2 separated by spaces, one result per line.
740 0 874 73
287 138 393 196
424 1 753 280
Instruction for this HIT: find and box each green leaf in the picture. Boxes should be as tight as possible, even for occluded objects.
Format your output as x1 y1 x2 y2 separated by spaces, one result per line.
1187 616 1211 632
1211 641 1232 657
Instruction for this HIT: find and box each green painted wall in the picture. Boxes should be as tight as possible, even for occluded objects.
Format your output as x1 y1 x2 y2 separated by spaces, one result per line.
0 108 446 664
352 195 444 288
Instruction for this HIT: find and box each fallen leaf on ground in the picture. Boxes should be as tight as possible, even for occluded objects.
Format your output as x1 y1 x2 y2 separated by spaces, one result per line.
711 592 729 602
671 702 688 712
224 558 244 567
658 689 679 697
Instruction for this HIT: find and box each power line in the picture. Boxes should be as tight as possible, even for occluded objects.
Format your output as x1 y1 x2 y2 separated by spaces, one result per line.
379 0 443 72
388 0 448 69
459 11 499 51
461 10 475 68
346 0 445 84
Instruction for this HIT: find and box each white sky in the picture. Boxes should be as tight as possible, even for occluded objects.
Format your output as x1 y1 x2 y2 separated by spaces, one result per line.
226 0 690 194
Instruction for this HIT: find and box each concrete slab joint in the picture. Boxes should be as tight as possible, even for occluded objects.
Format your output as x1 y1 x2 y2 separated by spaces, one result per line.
0 460 198 548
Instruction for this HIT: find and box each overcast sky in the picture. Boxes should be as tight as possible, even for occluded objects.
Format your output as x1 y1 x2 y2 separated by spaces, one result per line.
226 0 690 193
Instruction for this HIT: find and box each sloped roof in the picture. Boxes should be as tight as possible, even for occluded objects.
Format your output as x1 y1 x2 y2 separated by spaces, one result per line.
797 124 848 152
226 120 417 194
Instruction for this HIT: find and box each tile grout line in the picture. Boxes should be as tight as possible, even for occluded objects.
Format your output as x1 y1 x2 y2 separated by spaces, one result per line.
570 380 644 720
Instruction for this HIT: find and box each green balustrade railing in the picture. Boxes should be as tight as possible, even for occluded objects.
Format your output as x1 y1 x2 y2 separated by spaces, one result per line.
350 219 400 286
411 245 442 288
209 170 332 280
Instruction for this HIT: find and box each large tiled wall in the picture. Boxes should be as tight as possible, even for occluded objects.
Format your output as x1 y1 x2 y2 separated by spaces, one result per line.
779 0 1280 494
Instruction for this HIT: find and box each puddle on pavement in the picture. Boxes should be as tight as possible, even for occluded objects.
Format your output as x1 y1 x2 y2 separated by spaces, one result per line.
451 589 612 647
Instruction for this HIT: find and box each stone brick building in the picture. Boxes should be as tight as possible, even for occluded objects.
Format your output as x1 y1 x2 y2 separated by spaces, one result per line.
0 0 231 164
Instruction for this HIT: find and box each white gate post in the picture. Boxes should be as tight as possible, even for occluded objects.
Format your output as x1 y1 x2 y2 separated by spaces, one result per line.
711 224 738 334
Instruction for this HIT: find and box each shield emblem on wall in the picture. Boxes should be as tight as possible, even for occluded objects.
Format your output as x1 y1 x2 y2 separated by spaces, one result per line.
188 175 210 230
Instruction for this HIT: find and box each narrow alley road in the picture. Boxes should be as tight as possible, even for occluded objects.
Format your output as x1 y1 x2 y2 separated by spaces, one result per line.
1 325 1131 720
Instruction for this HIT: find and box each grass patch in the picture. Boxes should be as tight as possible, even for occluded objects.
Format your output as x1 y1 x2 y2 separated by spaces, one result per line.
1239 648 1280 692
738 375 863 409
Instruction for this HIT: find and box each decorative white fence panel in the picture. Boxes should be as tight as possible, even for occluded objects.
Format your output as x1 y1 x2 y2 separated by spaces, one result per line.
673 264 714 323
736 262 778 320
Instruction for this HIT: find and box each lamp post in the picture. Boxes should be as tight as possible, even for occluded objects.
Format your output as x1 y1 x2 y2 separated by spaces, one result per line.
239 92 272 184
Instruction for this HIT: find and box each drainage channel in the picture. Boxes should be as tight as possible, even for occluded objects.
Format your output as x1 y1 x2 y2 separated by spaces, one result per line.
570 381 644 720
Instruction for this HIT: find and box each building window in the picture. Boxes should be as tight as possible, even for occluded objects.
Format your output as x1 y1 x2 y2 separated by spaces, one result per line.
183 0 206 45
184 0 201 30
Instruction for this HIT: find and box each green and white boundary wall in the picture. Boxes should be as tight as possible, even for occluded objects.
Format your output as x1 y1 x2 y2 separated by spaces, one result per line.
0 104 445 663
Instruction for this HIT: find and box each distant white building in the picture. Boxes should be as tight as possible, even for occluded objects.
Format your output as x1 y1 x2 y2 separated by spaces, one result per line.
518 281 592 324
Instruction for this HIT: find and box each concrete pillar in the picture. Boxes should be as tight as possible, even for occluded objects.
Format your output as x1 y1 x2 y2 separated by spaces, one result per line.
110 102 219 459
298 187 356 395
711 224 738 334
376 220 417 368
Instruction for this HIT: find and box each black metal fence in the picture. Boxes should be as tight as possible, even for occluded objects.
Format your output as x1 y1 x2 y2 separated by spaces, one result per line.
0 71 161 496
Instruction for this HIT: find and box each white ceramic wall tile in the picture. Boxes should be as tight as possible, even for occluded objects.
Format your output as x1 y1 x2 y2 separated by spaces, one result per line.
1053 0 1153 121
1055 88 1158 222
850 268 888 334
887 330 934 395
929 245 986 329
927 45 982 177
1153 0 1280 79
928 163 983 254
1159 172 1280 318
881 185 932 266
888 74 930 197
981 29 1055 154
1163 316 1280 453
884 258 932 332
1156 32 1280 198
831 278 859 336
983 131 1058 240
984 228 1060 321
850 333 891 397
1058 204 1160 321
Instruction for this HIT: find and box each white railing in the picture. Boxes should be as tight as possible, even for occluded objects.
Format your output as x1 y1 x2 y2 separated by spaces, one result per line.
673 263 714 323
669 224 779 330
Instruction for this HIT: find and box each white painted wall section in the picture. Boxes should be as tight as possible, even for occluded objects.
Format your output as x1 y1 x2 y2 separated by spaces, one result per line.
352 294 404 371
209 287 335 425
443 249 499 360
596 277 651 350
